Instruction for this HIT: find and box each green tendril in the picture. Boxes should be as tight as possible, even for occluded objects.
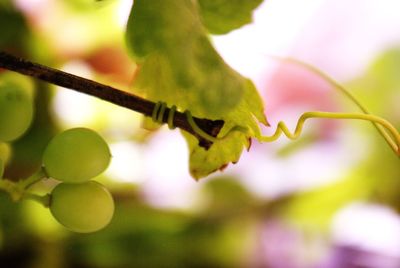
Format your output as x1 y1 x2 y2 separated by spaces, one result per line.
267 56 400 155
151 81 400 156
312 64 397 152
185 110 219 142
168 105 177 129
185 108 399 156
259 112 400 153
152 102 177 130
151 101 252 142
157 102 167 123
152 102 161 123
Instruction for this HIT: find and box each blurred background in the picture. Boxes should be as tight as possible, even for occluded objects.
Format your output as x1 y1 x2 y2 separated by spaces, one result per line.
1 0 400 267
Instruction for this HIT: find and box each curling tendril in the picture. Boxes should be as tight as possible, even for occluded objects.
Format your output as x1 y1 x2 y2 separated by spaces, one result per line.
150 59 400 157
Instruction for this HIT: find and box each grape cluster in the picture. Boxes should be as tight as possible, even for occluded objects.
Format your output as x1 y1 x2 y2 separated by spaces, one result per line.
43 128 114 233
0 72 114 233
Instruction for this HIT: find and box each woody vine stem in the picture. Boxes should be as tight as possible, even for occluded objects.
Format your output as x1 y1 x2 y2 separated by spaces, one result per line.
0 51 399 156
0 51 223 149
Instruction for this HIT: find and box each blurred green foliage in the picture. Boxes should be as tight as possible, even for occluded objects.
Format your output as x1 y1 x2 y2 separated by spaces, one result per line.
0 3 29 51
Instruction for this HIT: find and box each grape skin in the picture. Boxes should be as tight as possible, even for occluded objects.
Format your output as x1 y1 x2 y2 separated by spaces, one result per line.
43 128 111 183
0 79 34 142
50 181 114 233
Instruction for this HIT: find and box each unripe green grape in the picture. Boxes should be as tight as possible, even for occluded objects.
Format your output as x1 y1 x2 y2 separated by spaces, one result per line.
0 73 34 142
49 181 114 233
43 128 111 183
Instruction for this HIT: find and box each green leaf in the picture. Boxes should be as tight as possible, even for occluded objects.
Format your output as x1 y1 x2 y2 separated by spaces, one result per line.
126 0 245 118
183 130 245 179
198 0 263 35
126 0 268 179
184 80 268 179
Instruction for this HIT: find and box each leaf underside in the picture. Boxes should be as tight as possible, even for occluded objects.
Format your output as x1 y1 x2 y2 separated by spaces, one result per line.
126 0 267 179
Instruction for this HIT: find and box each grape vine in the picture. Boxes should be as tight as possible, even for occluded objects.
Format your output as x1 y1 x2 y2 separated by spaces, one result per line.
0 0 399 234
0 51 224 149
0 49 399 233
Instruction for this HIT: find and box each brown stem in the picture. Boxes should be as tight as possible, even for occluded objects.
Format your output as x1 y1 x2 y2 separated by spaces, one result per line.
0 51 223 149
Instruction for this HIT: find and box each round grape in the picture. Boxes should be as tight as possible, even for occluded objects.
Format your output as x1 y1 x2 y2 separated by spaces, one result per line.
49 181 114 233
43 128 111 183
0 75 34 142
